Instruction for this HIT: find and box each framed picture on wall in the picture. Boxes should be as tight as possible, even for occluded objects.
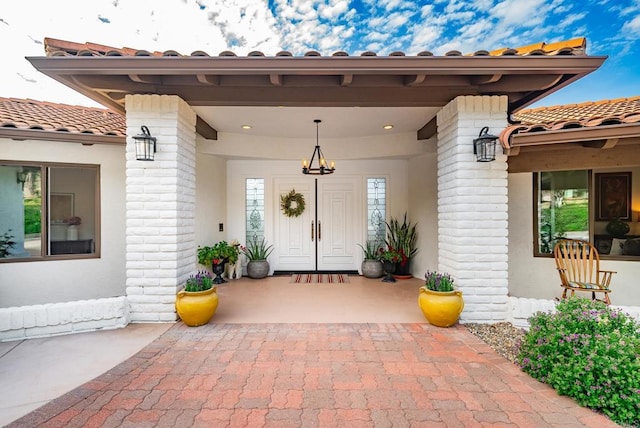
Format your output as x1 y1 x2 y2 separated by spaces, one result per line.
50 193 74 224
595 172 632 221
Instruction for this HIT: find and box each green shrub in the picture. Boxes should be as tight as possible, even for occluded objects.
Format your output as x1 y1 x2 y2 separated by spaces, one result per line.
24 198 41 234
517 297 640 426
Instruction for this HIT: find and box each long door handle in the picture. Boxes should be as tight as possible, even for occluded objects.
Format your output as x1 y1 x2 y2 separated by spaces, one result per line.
318 220 321 241
311 221 314 241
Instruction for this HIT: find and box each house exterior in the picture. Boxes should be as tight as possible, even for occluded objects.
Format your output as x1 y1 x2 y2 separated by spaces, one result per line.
1 36 638 340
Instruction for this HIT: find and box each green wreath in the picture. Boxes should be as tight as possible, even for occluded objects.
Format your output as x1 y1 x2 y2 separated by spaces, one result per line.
280 189 306 217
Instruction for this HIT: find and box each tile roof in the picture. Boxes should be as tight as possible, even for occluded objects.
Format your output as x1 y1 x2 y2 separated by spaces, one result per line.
44 37 588 58
0 97 125 137
501 96 640 147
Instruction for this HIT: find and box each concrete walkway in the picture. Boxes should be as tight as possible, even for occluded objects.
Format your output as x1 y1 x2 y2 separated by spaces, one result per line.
0 323 172 426
2 277 618 427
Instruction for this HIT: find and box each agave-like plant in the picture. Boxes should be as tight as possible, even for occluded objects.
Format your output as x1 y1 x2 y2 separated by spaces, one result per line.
385 213 417 260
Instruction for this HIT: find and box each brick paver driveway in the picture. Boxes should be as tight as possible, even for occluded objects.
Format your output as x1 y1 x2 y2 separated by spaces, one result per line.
10 323 616 427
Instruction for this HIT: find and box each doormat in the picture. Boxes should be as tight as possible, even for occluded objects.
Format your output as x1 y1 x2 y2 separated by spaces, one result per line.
290 273 350 284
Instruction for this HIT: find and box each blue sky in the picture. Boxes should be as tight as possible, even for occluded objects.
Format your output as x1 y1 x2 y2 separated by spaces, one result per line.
1 0 639 108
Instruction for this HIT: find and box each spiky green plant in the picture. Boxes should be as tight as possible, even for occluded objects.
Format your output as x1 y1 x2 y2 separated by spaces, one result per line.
385 213 417 260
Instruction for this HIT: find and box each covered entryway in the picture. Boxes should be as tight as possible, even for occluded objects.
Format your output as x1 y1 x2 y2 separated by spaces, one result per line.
26 37 605 324
274 176 361 273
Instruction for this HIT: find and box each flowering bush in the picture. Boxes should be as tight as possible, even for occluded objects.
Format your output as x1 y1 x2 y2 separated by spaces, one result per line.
424 271 455 292
184 271 214 292
517 297 640 426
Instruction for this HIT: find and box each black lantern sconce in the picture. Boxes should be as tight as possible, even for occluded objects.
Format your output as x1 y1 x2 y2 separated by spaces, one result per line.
302 119 335 175
133 126 157 161
473 126 499 162
16 170 28 189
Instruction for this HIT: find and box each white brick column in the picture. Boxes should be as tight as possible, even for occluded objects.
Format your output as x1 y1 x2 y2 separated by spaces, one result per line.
436 96 509 323
125 95 197 322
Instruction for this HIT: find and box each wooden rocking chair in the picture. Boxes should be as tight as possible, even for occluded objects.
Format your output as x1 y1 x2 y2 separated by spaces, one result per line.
553 239 615 305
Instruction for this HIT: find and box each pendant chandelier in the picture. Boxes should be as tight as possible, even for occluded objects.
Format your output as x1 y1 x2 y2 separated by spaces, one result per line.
302 119 335 175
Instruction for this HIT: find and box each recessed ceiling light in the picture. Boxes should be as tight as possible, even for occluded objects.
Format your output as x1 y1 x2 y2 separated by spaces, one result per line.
241 125 252 129
383 124 394 130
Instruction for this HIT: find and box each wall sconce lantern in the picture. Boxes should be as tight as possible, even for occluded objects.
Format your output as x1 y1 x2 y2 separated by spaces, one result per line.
133 126 157 161
473 126 498 162
16 170 28 189
302 119 335 175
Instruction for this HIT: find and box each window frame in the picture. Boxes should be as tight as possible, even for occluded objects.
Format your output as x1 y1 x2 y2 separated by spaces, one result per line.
0 160 101 263
533 169 639 261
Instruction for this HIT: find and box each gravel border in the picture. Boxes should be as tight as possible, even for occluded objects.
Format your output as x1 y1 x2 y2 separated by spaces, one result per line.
465 322 526 364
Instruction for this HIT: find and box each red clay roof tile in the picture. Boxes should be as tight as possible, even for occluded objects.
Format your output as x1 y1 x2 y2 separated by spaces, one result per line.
501 96 640 148
43 37 589 58
0 97 125 138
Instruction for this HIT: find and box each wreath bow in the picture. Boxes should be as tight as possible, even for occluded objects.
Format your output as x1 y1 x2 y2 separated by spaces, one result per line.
280 189 306 217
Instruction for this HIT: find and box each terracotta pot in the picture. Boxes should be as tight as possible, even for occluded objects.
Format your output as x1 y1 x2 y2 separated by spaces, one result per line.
361 259 383 278
247 260 270 279
418 287 464 327
175 287 218 327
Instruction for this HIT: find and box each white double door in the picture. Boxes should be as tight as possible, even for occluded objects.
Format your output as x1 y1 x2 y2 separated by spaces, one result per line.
274 176 362 272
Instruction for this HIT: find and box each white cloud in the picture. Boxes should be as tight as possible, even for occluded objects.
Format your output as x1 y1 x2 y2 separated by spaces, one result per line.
622 14 640 35
319 0 349 19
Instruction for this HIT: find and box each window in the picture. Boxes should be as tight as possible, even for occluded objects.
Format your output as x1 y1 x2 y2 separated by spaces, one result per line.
534 170 590 255
245 178 265 244
0 161 99 261
366 178 386 244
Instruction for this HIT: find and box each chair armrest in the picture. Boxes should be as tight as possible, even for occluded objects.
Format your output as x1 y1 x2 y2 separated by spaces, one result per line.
598 270 616 289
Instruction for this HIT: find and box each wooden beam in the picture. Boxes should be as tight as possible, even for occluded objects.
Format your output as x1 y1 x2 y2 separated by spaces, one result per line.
508 144 640 173
581 138 619 149
340 74 353 86
471 74 502 85
128 74 162 84
196 74 220 85
417 117 437 140
269 74 283 86
404 74 426 86
196 116 217 140
506 146 520 156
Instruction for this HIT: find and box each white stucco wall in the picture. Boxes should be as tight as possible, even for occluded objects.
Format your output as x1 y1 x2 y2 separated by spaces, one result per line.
195 147 228 248
508 172 640 306
0 138 126 307
408 150 439 278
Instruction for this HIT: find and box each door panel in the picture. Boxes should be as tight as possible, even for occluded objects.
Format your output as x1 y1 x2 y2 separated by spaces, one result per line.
317 178 359 271
273 177 362 272
274 179 315 271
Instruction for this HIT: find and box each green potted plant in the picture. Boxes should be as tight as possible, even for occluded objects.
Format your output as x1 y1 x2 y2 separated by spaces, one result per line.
241 238 274 279
358 240 383 278
176 271 219 327
418 271 464 327
386 213 417 278
377 246 402 283
197 241 235 284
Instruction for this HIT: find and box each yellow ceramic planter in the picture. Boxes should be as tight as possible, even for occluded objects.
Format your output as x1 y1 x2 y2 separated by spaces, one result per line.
418 287 464 327
175 287 219 327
